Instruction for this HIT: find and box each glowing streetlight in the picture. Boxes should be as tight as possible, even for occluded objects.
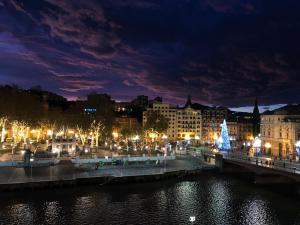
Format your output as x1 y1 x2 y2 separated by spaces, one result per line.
112 132 119 138
253 136 261 162
47 130 53 136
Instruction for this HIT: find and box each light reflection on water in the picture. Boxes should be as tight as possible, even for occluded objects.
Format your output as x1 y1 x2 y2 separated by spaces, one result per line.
241 199 277 225
44 201 61 225
0 176 299 225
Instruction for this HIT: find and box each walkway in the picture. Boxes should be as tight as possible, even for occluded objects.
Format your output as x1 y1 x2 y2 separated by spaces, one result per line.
223 153 300 175
0 156 212 185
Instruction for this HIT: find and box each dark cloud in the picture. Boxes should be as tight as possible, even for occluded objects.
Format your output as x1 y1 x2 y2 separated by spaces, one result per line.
0 0 300 106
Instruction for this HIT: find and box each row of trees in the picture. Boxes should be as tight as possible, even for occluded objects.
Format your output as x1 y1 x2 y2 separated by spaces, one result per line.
0 116 106 149
0 86 170 151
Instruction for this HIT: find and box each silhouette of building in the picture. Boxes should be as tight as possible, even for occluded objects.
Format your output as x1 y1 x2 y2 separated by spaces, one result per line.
252 98 260 137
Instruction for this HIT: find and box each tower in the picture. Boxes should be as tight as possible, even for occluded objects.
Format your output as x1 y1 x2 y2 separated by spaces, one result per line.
252 98 260 137
185 95 192 108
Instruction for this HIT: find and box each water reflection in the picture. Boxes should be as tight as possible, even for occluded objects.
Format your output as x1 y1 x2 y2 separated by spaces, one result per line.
0 176 299 225
7 203 35 225
207 179 232 225
241 199 278 225
44 201 61 225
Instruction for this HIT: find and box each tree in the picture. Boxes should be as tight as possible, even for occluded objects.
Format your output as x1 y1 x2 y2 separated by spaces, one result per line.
77 126 88 146
11 120 28 150
144 111 169 134
120 127 133 151
86 93 115 138
218 119 231 151
0 117 8 143
37 120 56 141
90 120 105 148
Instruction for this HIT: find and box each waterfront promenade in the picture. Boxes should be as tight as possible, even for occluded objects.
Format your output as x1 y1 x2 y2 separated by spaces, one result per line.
223 153 300 175
0 156 214 189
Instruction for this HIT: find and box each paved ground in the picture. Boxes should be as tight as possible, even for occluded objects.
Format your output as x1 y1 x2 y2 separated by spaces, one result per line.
0 156 212 184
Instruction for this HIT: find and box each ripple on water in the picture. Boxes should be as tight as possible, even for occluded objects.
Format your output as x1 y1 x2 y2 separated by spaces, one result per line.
0 176 299 225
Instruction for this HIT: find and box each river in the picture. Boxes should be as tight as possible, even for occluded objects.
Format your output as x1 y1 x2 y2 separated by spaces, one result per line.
0 175 299 225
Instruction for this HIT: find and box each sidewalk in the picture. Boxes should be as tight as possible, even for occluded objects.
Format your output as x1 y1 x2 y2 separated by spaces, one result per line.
0 156 214 185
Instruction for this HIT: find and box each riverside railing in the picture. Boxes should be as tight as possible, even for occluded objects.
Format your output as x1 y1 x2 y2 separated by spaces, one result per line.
71 155 176 165
223 153 300 175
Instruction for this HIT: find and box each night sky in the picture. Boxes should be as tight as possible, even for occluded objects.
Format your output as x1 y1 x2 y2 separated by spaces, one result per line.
0 0 300 108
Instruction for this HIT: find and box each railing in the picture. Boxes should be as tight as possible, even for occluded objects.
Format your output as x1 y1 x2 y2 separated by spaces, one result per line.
0 158 60 167
71 155 176 164
223 153 300 175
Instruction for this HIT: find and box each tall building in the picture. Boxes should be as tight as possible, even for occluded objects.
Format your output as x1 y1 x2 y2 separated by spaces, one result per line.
143 96 201 142
260 105 300 158
201 107 228 144
131 95 149 108
227 111 254 149
253 98 260 137
177 97 202 141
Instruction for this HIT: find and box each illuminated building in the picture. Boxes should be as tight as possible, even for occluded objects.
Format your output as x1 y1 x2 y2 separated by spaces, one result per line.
260 104 300 158
143 96 202 142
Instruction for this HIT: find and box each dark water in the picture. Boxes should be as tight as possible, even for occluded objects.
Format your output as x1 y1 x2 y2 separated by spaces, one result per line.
0 175 299 225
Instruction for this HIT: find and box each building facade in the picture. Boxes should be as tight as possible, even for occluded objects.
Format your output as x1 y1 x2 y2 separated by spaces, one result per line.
261 105 300 158
143 97 202 142
201 107 227 144
227 114 253 149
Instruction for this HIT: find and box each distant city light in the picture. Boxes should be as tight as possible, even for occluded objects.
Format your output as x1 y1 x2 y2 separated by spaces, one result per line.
84 108 97 113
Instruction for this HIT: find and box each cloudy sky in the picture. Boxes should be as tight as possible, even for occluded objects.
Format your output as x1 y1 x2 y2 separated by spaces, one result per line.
0 0 299 108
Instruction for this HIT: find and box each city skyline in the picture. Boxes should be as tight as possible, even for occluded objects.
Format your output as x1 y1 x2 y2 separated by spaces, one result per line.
1 0 300 108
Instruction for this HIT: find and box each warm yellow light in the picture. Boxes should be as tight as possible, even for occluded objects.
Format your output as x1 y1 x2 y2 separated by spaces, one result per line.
30 130 36 134
57 131 64 136
162 134 168 139
149 132 157 139
213 133 218 140
249 136 254 141
195 135 200 140
68 130 74 134
265 142 271 148
132 135 139 141
184 134 190 140
112 132 119 138
47 130 53 136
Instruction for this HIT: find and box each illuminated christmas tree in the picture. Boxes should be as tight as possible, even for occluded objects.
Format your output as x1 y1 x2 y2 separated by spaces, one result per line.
218 119 231 151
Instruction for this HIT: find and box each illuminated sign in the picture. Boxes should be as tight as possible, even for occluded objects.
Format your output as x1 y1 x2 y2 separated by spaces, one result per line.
84 108 97 113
